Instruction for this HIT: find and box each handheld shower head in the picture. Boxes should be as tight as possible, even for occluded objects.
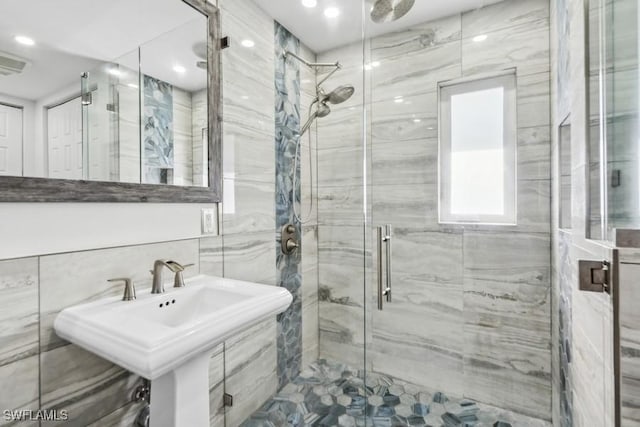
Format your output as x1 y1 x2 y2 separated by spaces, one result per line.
299 101 330 136
322 85 355 105
316 102 331 117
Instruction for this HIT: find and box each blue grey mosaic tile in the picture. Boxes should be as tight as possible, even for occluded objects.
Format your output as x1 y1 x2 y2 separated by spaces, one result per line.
241 359 550 427
143 74 174 184
274 21 303 389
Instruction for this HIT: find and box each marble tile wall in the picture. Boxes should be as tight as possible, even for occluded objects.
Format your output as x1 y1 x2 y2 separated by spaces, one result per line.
0 258 39 426
173 87 194 186
618 249 640 425
550 0 618 425
316 38 369 372
316 0 552 421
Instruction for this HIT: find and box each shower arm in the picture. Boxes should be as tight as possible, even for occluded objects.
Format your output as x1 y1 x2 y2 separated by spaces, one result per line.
283 50 340 70
284 50 342 87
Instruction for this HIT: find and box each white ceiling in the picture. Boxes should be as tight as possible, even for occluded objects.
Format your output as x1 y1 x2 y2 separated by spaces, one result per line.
255 0 504 53
0 0 207 101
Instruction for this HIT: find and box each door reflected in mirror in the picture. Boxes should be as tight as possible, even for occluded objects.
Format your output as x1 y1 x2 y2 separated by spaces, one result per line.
0 0 209 187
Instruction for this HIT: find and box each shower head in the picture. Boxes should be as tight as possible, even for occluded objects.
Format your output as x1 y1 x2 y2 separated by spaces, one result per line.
297 85 355 137
370 0 415 23
316 102 331 118
321 85 355 105
299 102 330 136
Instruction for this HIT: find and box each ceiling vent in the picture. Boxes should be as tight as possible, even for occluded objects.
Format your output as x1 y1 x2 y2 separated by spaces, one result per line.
0 51 28 76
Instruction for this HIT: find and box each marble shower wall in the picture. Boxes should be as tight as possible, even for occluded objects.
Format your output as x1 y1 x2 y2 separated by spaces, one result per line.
551 0 616 425
619 248 640 426
317 0 552 420
205 0 320 420
551 0 574 426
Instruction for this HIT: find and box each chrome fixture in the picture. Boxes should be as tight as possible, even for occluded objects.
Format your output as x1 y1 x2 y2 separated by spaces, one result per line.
281 223 299 255
300 84 356 135
283 50 355 224
370 0 415 23
174 263 194 288
151 260 185 294
108 277 136 301
377 224 392 310
284 50 355 137
578 259 611 294
133 379 151 403
135 405 150 427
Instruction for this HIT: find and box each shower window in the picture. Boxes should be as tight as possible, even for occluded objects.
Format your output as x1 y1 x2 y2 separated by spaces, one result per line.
438 72 517 225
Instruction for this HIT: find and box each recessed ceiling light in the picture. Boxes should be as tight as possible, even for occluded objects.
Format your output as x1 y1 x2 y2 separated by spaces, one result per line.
14 35 35 46
173 65 186 73
127 83 139 89
394 98 404 104
301 0 317 7
371 61 381 67
324 7 340 18
413 118 421 123
473 34 488 42
241 39 255 48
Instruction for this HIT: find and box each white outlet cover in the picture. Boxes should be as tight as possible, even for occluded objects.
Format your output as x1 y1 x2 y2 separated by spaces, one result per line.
201 209 217 235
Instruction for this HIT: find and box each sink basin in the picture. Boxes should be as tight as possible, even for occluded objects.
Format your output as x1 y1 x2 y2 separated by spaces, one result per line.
54 274 292 427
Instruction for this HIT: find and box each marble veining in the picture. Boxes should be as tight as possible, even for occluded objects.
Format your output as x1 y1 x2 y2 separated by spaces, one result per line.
317 0 552 419
557 232 573 427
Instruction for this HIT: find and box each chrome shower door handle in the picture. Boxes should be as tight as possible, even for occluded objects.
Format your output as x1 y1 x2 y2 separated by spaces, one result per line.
384 224 392 303
377 225 392 310
377 226 384 310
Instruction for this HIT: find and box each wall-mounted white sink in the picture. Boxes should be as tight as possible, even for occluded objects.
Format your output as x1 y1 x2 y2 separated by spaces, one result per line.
54 275 292 427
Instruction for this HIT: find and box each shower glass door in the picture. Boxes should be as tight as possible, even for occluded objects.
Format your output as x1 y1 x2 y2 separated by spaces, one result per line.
363 0 553 425
363 26 467 420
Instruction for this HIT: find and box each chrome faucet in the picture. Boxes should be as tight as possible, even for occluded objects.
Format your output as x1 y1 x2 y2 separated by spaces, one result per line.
151 260 184 294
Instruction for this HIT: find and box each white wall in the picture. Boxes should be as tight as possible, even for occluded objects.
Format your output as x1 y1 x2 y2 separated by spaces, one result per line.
0 203 216 259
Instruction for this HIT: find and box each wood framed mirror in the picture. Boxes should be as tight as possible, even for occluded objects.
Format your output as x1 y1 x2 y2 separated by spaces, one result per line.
0 0 221 202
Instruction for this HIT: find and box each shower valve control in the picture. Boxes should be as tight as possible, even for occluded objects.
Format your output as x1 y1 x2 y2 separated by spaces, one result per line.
281 223 299 255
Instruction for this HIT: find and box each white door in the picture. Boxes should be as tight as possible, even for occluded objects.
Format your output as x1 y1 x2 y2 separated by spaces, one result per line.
0 103 23 176
47 97 82 179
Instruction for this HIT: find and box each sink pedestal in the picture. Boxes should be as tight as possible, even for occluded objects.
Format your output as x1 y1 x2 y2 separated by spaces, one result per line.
150 353 210 427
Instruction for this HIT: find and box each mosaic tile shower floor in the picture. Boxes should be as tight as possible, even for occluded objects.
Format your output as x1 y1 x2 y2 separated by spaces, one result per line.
242 359 551 427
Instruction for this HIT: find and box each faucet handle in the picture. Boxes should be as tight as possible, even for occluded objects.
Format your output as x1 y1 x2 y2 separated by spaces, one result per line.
174 263 194 288
108 277 136 301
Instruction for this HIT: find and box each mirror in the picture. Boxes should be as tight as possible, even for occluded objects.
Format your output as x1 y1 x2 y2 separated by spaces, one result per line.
587 0 606 239
559 115 572 230
0 0 220 202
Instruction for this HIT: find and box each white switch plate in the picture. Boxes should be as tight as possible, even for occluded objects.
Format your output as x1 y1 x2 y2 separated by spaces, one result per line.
201 208 217 235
